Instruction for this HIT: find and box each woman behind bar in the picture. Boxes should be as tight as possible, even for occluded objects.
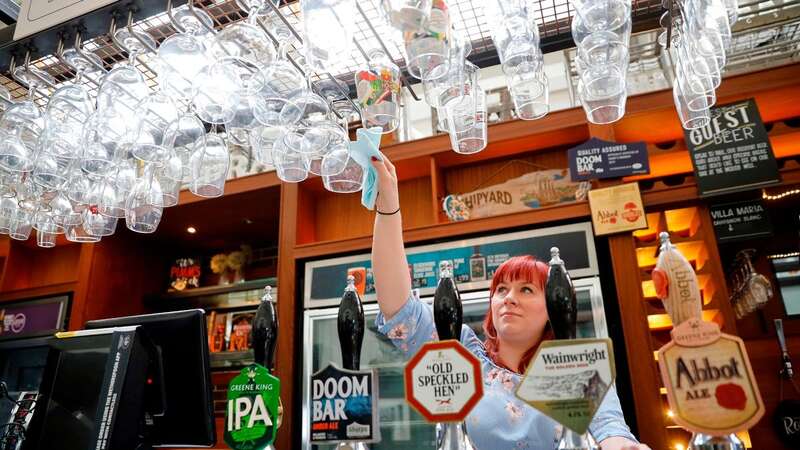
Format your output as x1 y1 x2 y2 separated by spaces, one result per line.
369 156 650 450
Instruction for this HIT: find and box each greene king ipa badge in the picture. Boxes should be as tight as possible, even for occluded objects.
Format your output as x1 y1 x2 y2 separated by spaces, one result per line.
225 364 280 449
658 319 764 434
515 339 616 434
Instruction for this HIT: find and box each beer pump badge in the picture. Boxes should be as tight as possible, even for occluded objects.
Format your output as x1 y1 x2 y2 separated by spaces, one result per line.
515 339 616 435
224 364 281 449
658 320 764 434
310 364 380 443
404 340 483 422
654 232 764 435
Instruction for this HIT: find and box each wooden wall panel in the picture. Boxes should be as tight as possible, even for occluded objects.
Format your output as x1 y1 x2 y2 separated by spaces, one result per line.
73 235 164 327
443 147 571 196
0 242 81 291
310 177 434 243
276 183 298 450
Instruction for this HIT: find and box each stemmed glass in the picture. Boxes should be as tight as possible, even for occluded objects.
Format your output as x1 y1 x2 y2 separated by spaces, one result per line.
158 4 214 102
125 163 164 233
0 65 50 176
356 50 401 134
300 0 355 73
189 130 229 198
404 0 451 81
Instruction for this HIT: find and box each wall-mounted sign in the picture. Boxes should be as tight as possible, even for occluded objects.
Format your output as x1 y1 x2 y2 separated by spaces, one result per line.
568 138 650 181
310 364 380 444
587 183 648 236
170 257 201 291
303 223 598 308
516 339 616 435
404 340 483 423
442 169 591 221
709 199 773 243
224 364 281 449
0 296 69 340
14 0 120 40
684 99 780 197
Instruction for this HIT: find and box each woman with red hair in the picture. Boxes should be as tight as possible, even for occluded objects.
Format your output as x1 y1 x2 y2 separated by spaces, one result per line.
370 156 650 450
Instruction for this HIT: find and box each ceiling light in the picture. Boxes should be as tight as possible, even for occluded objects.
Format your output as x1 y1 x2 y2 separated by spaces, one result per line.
187 226 197 234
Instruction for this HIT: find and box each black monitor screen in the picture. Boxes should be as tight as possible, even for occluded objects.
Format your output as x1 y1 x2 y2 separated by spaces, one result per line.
29 333 113 450
86 309 216 447
0 339 49 423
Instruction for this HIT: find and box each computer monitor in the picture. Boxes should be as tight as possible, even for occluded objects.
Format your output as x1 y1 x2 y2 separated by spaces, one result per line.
22 326 151 450
85 309 216 448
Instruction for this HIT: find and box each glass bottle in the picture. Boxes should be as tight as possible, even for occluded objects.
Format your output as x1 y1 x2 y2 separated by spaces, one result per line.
252 286 278 370
469 246 486 281
433 260 462 341
337 276 365 371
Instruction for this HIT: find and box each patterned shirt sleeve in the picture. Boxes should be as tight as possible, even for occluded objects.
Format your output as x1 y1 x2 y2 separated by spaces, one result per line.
375 292 438 358
375 291 482 358
588 385 638 443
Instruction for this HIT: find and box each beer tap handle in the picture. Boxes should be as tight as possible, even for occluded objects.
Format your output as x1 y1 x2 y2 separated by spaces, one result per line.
433 261 463 342
338 276 365 371
775 319 794 379
652 232 703 327
545 247 577 340
252 286 278 371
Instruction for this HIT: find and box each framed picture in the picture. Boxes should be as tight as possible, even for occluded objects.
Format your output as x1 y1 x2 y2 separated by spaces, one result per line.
228 311 255 352
207 311 230 353
770 255 800 316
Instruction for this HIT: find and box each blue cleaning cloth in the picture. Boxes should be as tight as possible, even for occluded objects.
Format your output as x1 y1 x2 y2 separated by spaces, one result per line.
348 127 384 210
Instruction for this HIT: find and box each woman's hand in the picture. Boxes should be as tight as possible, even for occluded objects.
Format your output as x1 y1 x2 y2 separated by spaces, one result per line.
371 155 399 213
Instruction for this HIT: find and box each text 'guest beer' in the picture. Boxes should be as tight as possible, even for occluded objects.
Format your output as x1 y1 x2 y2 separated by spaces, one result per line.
654 232 764 448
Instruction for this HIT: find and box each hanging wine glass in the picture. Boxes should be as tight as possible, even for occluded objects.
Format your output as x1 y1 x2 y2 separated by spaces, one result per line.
189 132 229 198
125 163 164 233
255 26 308 127
163 111 207 180
0 65 50 175
300 0 355 73
355 50 401 134
158 5 214 102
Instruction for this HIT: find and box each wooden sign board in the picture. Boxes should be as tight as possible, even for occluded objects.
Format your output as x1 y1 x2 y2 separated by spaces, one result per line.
658 319 765 435
404 340 483 423
587 183 648 236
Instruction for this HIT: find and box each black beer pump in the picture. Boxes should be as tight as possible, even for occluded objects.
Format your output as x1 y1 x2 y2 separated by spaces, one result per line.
335 276 369 450
546 248 599 450
433 261 476 450
251 286 281 449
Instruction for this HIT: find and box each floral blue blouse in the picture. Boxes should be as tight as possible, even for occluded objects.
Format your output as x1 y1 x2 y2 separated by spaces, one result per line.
376 294 638 450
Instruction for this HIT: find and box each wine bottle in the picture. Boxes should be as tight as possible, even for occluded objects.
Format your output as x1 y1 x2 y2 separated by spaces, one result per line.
338 275 366 371
545 247 577 340
252 286 278 370
434 260 463 341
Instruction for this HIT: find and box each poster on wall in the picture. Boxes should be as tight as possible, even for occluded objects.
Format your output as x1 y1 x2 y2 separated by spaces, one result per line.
169 257 201 291
684 98 780 197
0 296 69 340
568 138 650 181
303 223 598 308
587 183 648 236
709 199 773 243
442 169 591 222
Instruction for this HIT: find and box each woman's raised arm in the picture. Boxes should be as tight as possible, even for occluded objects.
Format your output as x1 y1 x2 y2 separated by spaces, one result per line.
370 155 412 320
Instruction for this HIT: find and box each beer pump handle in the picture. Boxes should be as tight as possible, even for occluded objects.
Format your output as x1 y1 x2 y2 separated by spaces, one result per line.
775 319 794 379
252 286 279 371
433 261 463 342
545 247 577 340
338 276 365 371
652 232 703 327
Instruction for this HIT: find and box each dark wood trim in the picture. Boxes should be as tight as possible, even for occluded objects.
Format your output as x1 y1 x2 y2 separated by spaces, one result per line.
0 282 77 302
275 184 298 450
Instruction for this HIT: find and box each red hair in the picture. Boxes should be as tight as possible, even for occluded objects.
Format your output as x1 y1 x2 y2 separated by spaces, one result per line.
482 255 554 373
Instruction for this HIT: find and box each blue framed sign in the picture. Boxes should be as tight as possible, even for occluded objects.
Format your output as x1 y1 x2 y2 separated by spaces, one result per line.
303 222 598 308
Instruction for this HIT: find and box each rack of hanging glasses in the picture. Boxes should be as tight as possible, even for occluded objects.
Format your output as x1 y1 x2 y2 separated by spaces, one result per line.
0 0 781 248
